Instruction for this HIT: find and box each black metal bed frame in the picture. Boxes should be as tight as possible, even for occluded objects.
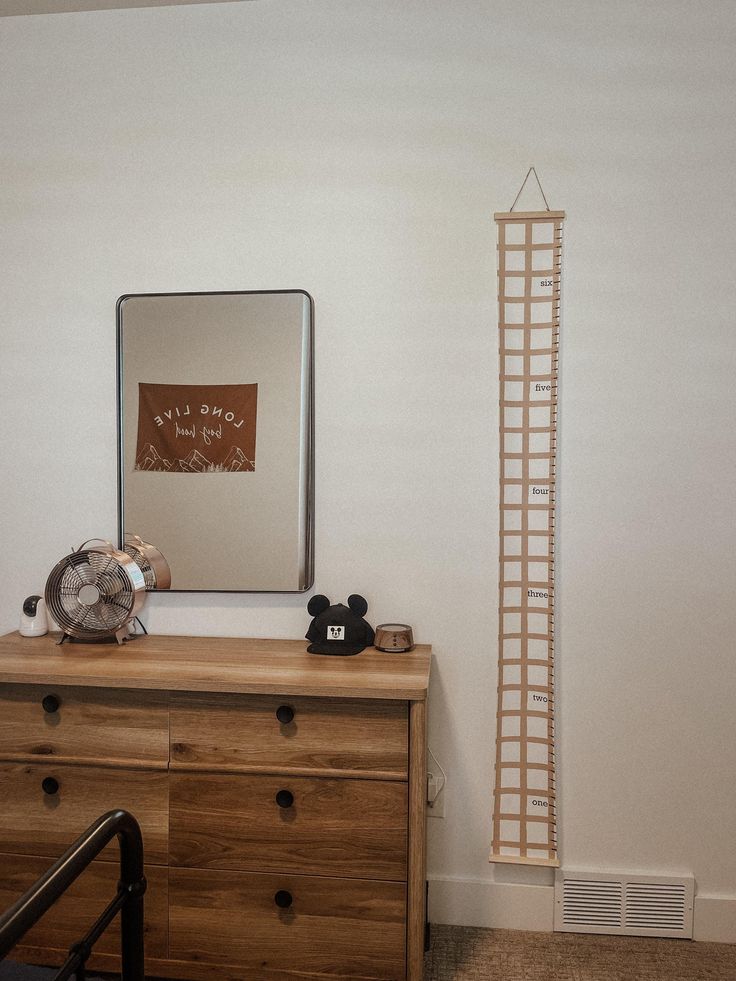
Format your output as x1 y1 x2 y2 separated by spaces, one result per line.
0 809 146 981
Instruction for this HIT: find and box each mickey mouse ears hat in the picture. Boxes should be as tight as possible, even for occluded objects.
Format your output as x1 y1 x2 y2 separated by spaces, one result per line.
305 594 375 656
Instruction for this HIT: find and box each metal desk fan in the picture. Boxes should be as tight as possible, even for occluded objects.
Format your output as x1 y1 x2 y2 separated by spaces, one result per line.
123 535 171 590
45 540 146 645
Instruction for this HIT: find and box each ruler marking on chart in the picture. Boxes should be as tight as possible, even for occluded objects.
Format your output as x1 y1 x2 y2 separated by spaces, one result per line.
490 208 564 868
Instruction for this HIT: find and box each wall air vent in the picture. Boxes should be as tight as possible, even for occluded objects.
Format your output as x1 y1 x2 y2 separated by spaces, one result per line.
554 870 694 938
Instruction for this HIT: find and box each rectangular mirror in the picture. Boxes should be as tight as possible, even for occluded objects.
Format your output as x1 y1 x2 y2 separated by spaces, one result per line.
117 290 313 591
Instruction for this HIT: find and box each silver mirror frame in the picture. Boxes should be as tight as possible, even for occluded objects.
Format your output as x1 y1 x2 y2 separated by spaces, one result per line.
116 290 314 593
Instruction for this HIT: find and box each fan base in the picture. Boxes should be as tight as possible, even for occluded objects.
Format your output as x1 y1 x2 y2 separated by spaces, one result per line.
57 625 135 646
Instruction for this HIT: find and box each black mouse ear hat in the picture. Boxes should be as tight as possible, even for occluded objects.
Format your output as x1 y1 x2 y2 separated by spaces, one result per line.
305 593 375 656
307 594 330 617
347 594 368 617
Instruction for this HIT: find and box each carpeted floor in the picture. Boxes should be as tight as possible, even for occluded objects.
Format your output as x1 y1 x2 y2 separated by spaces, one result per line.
3 926 736 980
424 925 736 980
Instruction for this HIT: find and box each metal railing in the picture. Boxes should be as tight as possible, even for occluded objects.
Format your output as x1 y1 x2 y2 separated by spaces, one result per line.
0 809 146 981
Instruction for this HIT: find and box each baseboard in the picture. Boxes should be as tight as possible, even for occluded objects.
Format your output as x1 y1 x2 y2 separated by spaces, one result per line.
429 878 736 944
428 876 554 932
693 896 736 944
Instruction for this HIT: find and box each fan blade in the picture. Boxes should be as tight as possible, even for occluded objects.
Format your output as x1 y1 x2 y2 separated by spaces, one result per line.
76 606 97 630
97 600 128 630
68 558 96 585
58 586 81 597
97 570 127 597
60 564 86 590
93 601 118 629
59 597 84 619
88 552 117 581
104 596 132 610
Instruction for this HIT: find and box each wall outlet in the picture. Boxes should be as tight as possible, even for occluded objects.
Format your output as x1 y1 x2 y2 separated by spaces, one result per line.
427 755 446 819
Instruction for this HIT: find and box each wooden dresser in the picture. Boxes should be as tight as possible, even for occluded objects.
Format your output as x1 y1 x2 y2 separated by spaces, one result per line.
0 632 431 981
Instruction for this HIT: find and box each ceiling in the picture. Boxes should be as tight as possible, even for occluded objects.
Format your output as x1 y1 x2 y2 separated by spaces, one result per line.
0 0 247 15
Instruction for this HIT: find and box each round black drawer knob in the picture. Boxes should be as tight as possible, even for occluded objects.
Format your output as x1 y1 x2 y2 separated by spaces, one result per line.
42 777 59 796
275 789 294 809
276 705 294 725
274 890 293 910
42 695 60 714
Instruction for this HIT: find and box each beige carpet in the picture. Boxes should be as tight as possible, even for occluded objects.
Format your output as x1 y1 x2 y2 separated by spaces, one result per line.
6 928 735 980
424 925 736 980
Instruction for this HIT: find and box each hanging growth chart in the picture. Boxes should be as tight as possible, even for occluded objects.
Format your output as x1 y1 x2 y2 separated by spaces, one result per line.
490 177 564 867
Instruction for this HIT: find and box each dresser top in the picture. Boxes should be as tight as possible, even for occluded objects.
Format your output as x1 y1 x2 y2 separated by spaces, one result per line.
0 632 431 701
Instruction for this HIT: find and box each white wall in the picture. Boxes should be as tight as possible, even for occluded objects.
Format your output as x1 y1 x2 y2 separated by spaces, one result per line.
1 0 734 941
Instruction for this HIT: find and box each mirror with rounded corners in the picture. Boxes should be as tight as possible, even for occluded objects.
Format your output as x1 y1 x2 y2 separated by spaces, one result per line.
117 290 313 592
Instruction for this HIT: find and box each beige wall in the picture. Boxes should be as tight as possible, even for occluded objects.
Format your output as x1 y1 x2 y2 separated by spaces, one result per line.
0 1 243 16
1 0 734 939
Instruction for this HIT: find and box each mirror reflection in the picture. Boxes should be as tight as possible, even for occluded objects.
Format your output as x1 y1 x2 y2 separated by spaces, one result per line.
117 290 313 591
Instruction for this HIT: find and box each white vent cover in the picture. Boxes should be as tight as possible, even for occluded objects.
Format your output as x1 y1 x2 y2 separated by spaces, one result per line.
554 869 694 938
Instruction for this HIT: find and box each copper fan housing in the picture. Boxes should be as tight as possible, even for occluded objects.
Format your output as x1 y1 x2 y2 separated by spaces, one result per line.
123 535 171 590
45 541 146 644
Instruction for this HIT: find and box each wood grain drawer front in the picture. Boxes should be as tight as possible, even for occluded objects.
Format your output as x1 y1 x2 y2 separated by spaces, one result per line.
0 684 168 766
170 694 408 778
170 868 406 980
0 855 168 959
170 772 408 880
0 763 169 865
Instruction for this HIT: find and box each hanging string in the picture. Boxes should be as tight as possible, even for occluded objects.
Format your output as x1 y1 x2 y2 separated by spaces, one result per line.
509 166 550 212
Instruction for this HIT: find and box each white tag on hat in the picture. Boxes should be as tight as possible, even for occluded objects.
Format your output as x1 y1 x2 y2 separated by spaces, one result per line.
328 625 345 639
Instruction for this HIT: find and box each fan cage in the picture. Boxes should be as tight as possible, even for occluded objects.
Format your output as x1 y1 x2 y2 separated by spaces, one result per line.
45 545 146 640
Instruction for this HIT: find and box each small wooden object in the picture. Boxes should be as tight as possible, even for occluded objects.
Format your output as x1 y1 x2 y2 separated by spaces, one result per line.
0 631 431 980
375 623 415 653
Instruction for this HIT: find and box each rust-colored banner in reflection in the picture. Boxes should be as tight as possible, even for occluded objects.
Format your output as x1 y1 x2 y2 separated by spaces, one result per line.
135 383 258 473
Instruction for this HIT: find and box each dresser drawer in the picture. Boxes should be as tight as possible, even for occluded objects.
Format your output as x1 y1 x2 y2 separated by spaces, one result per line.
0 684 168 766
170 693 408 778
170 868 406 980
0 855 168 959
0 763 169 865
170 772 407 880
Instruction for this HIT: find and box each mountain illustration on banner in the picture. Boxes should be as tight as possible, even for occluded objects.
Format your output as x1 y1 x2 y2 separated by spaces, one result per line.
134 382 257 474
135 443 254 473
